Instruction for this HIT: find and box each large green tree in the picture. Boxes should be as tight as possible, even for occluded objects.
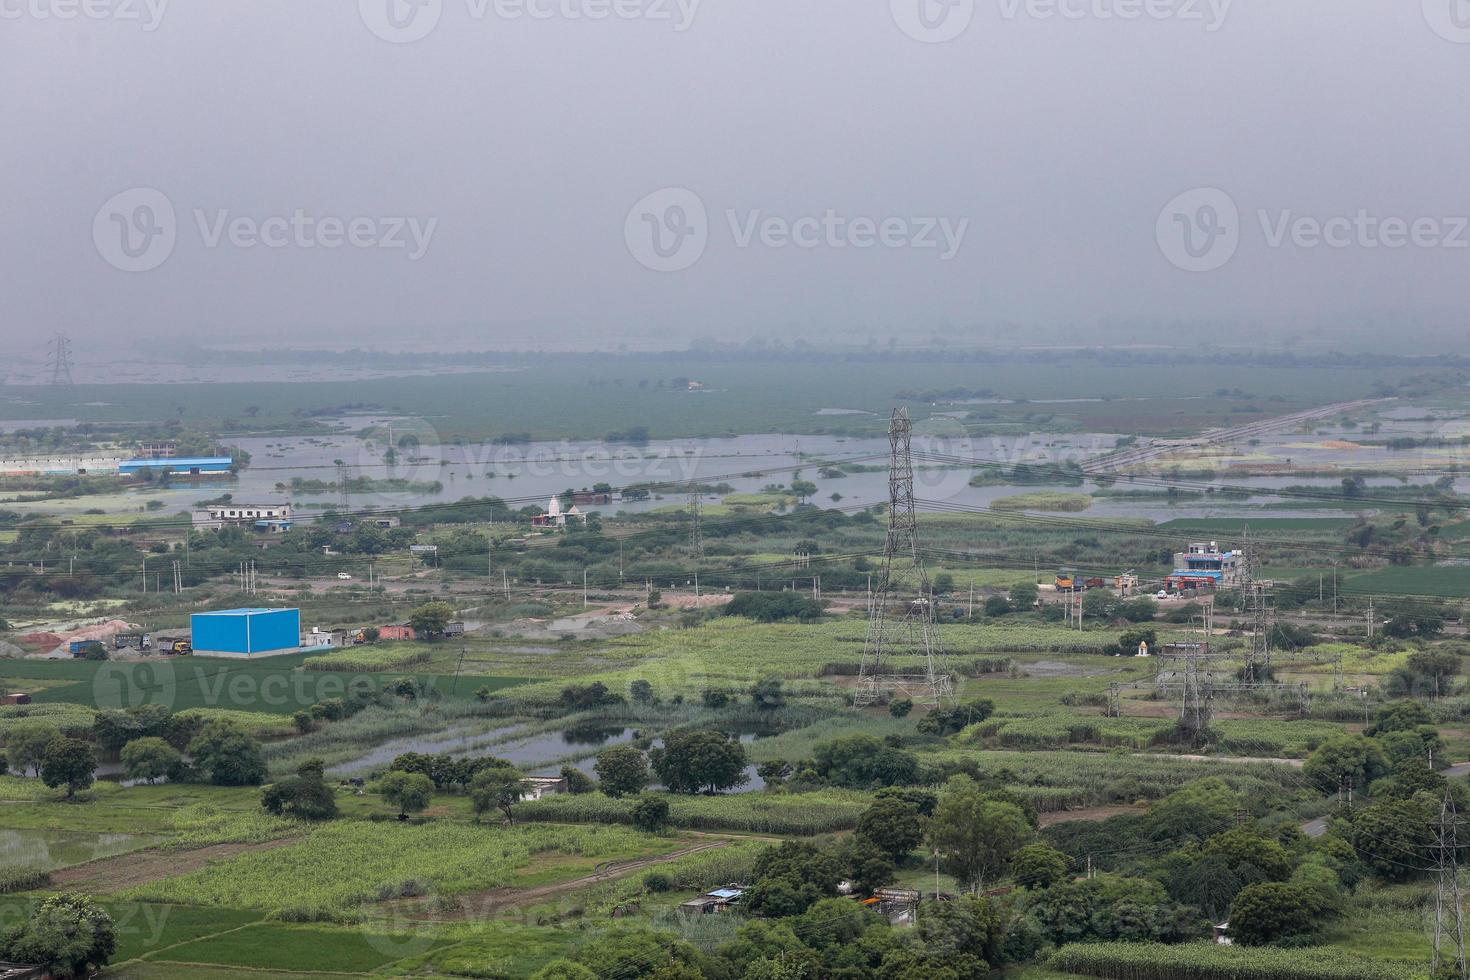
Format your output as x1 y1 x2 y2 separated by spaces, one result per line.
120 737 180 785
375 770 434 818
1229 882 1315 946
0 892 117 978
594 745 649 799
856 797 925 862
928 776 1032 891
6 721 58 776
188 719 267 786
650 730 748 795
470 766 526 824
40 738 96 799
408 601 456 638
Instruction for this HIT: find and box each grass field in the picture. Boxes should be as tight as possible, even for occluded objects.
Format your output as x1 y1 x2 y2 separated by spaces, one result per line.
122 821 685 913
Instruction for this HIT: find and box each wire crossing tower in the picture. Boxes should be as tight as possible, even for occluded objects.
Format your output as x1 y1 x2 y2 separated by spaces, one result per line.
854 408 953 707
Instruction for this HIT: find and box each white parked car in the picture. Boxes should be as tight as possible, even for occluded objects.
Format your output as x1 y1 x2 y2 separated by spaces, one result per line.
1155 590 1169 599
337 572 352 580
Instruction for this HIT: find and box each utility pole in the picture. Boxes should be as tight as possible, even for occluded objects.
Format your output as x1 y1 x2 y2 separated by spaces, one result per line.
583 568 589 608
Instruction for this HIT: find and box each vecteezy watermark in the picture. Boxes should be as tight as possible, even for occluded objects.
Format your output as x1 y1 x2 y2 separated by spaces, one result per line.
0 0 169 30
92 659 437 713
890 0 976 43
891 0 1230 41
624 188 709 273
358 0 700 44
1422 0 1470 43
1155 187 1239 273
995 0 1231 30
93 187 438 272
624 188 970 272
1157 187 1470 273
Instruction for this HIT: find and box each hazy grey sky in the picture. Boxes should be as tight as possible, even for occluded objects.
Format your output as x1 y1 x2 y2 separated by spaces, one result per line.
3 0 1468 352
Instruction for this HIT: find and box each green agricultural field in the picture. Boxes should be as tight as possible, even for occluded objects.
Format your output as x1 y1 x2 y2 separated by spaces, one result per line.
501 618 1160 705
144 922 454 973
992 492 1093 512
122 821 686 914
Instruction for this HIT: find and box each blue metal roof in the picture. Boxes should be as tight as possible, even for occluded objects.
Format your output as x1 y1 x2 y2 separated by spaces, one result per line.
120 457 233 468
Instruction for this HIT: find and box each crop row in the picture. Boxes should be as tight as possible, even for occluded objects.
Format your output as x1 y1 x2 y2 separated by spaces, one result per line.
1050 941 1424 980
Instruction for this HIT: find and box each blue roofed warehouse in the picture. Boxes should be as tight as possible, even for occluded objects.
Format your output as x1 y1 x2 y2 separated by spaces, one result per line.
119 457 234 476
191 608 301 658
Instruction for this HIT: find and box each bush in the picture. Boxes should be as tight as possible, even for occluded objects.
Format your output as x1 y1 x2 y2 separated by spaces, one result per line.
723 592 825 623
631 795 671 833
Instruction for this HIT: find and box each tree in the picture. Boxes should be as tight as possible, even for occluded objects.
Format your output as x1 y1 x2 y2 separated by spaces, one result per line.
1406 648 1460 698
722 592 825 623
595 745 650 799
916 894 1005 971
812 734 918 789
631 794 671 833
983 594 1013 618
188 719 267 786
856 797 925 862
889 697 913 718
651 729 748 795
756 760 792 786
408 601 455 639
1369 700 1432 735
560 765 595 794
1347 797 1436 880
629 679 655 704
0 892 117 978
119 737 180 784
1303 735 1389 794
6 721 58 776
261 762 338 820
470 766 525 824
1009 582 1039 610
750 677 786 711
1082 590 1120 621
376 771 434 818
929 775 1031 891
916 699 995 736
1012 842 1070 889
40 738 95 799
1229 882 1315 946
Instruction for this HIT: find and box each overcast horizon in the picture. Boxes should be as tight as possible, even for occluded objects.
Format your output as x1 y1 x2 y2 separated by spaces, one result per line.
4 1 1469 356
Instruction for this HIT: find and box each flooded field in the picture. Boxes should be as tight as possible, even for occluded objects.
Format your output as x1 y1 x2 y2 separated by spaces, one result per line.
0 828 158 872
8 401 1467 525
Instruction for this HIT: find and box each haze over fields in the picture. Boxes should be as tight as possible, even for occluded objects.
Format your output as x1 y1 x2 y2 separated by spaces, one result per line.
4 1 1469 356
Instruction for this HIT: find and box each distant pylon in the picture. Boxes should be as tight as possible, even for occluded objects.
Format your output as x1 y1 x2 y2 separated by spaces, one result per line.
48 334 74 385
854 408 953 707
336 460 352 514
687 484 703 557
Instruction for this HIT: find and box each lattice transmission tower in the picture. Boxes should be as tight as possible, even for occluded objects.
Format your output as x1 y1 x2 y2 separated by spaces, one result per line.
687 484 703 557
48 333 75 385
1434 786 1469 980
854 409 953 707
